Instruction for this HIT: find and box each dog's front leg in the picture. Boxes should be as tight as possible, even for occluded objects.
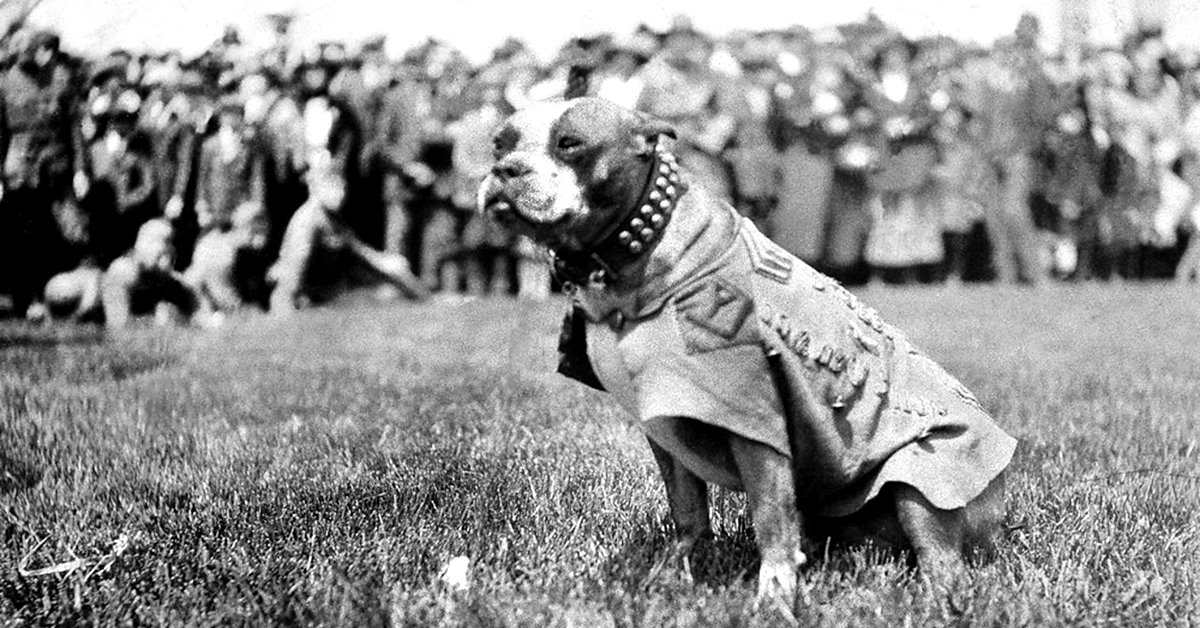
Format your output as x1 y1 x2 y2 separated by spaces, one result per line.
729 435 806 601
648 437 712 576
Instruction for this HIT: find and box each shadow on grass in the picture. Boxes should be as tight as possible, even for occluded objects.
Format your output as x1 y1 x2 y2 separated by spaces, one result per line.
600 519 761 592
0 325 104 349
599 506 940 597
0 337 175 385
0 450 41 495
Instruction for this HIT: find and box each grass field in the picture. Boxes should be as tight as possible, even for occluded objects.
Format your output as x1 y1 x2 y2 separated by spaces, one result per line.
1 284 1198 626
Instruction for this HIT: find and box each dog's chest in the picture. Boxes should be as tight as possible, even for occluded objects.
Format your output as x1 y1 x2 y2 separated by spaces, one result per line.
583 321 639 417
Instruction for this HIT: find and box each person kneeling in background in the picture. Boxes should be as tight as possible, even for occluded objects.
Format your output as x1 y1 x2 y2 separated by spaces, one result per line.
268 152 430 314
40 262 104 323
185 200 272 313
101 219 211 330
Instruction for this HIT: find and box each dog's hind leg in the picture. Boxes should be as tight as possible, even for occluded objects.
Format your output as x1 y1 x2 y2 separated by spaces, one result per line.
961 472 1007 562
891 483 966 583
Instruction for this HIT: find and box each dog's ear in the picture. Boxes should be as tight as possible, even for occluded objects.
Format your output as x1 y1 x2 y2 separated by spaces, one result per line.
632 113 677 155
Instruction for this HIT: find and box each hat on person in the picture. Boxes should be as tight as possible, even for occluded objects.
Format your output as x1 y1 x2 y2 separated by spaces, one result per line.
90 55 130 88
610 29 659 63
28 29 61 53
220 25 242 46
360 35 387 55
216 93 244 114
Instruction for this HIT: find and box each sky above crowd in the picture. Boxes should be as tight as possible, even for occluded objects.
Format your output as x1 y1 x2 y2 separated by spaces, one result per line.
24 0 1197 62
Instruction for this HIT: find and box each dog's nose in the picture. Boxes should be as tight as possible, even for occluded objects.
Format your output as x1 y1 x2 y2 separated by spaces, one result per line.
491 155 533 180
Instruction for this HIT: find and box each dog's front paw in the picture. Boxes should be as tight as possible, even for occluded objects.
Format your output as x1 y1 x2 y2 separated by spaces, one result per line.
756 548 807 601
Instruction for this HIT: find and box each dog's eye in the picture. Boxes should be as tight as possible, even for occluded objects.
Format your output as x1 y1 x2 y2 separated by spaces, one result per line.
556 135 584 153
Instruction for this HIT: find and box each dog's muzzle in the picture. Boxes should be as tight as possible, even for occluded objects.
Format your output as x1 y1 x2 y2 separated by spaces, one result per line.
479 155 580 227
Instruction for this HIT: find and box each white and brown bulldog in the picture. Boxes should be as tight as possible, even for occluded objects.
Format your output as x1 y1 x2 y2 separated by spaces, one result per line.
480 97 1017 601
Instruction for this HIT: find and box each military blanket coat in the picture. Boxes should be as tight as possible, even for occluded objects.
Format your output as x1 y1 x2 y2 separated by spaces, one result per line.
561 206 1016 518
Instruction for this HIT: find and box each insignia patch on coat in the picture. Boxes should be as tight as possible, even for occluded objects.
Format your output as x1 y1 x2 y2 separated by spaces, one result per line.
673 278 755 353
740 229 793 284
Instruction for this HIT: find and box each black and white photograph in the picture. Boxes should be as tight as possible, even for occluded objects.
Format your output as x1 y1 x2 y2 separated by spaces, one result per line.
0 0 1198 624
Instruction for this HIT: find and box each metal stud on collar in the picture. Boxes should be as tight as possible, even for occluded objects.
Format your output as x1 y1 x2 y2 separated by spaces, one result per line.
571 146 683 262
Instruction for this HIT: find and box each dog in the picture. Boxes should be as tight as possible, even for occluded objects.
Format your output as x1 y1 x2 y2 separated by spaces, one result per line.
479 97 1017 600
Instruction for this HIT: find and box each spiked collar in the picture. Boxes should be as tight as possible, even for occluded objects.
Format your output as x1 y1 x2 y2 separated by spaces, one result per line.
551 144 684 289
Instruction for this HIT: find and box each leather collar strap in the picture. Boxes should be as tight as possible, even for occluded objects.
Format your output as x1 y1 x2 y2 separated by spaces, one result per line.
551 144 684 288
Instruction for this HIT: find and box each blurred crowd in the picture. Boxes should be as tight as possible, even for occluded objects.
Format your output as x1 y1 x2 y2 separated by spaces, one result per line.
3 11 1200 329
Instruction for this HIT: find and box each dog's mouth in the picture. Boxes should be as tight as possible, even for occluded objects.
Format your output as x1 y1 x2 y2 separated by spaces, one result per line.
483 190 574 233
482 191 519 218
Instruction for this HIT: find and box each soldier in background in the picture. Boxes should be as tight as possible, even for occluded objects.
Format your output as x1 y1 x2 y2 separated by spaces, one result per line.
932 100 989 284
0 29 87 318
404 42 475 291
1036 79 1103 280
330 35 432 297
963 14 1057 284
185 199 270 313
187 94 270 309
238 65 307 264
160 63 218 271
860 36 944 284
592 32 653 109
446 74 514 295
268 48 429 313
724 35 781 236
139 51 192 224
637 18 736 202
329 36 390 249
81 86 159 267
193 95 264 236
267 151 430 312
769 37 849 268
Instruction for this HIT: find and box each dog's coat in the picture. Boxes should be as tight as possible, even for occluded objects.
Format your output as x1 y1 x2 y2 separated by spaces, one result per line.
559 187 1015 520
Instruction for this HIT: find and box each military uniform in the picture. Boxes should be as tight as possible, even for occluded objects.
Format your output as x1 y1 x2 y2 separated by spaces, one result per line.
561 189 1015 518
329 51 392 249
267 89 371 310
409 70 474 290
447 92 514 294
724 69 779 235
963 44 1057 283
140 89 193 222
82 90 159 266
769 59 851 266
194 111 264 232
243 86 307 262
636 55 736 202
0 48 84 313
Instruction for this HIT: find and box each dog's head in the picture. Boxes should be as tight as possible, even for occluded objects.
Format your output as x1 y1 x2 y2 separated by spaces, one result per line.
478 97 676 251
